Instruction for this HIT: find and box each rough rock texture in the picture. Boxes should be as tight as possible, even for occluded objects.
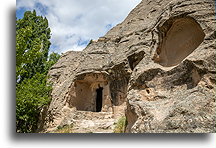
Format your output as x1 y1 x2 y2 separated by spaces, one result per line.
42 0 215 133
58 110 123 133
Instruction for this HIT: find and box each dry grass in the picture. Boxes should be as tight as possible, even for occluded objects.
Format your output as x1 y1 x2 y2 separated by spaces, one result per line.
50 124 73 133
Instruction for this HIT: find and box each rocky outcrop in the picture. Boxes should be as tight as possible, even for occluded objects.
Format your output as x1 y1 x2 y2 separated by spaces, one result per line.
43 0 215 133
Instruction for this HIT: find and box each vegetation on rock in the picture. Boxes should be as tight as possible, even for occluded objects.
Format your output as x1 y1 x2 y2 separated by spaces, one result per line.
114 116 127 133
50 124 74 133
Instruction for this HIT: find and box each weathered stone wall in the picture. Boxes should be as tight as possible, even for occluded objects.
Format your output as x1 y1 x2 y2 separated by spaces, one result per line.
43 0 216 133
124 0 216 133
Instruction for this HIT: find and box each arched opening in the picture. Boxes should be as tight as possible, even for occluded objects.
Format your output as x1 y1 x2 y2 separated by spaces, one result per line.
153 17 205 67
96 87 103 112
69 73 112 112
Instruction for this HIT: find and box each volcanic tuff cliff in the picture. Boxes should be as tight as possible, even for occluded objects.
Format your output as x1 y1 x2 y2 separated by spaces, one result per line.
41 0 216 133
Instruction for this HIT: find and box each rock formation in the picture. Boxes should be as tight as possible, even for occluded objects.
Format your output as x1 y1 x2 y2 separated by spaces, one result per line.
41 0 216 133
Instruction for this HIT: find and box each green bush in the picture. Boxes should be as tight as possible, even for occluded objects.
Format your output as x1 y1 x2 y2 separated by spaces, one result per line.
114 116 127 133
16 73 52 133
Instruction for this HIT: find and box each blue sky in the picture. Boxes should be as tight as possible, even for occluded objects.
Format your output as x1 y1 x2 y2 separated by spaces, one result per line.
16 0 142 54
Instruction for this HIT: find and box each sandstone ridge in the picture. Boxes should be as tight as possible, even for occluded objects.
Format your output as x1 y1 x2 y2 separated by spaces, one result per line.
41 0 216 133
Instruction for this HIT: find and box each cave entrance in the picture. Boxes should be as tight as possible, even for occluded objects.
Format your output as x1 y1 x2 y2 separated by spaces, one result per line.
96 87 103 112
69 72 113 112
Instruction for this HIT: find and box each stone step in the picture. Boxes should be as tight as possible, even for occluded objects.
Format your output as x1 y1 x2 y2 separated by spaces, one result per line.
72 119 115 127
71 112 116 133
63 110 120 133
72 128 114 133
72 121 115 133
73 111 114 120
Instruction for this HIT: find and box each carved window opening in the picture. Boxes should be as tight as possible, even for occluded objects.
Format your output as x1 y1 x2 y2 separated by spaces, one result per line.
153 17 205 67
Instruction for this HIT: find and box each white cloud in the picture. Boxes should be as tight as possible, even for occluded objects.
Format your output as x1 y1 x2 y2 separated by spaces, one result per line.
16 0 142 53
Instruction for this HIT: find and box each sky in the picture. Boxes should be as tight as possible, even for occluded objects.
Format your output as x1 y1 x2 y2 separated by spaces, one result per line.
16 0 142 54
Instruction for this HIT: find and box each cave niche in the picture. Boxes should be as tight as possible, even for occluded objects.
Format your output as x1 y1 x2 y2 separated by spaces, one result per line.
153 17 205 67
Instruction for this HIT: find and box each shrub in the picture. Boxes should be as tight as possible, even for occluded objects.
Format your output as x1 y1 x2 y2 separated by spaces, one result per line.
114 116 127 133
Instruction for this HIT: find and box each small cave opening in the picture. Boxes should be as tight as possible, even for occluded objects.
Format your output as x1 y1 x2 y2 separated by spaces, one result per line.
96 87 103 112
127 51 145 70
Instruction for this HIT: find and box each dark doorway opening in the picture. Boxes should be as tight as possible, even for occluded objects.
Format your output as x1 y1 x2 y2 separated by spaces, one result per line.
96 87 103 112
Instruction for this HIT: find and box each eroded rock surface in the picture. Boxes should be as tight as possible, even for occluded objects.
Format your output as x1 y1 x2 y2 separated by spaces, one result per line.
42 0 215 133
